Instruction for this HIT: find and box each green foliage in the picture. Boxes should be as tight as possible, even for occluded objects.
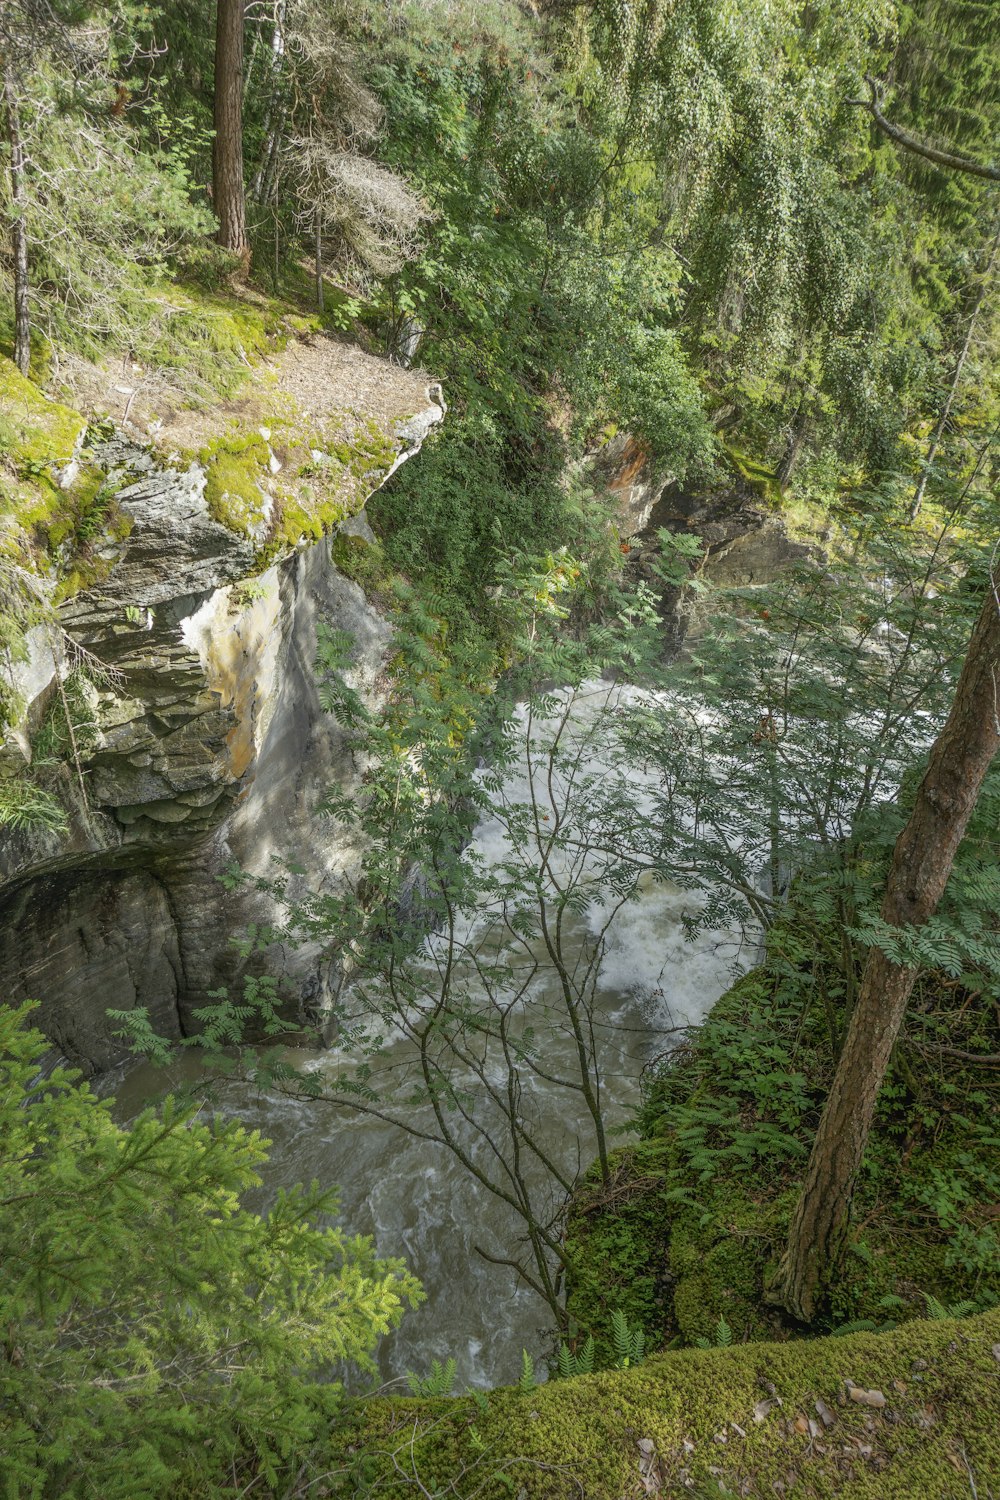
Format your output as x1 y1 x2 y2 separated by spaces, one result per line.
0 774 67 832
609 1309 646 1368
694 1316 734 1350
0 1002 422 1496
517 1350 537 1393
561 523 1000 1350
359 8 716 635
31 668 98 764
922 1291 978 1321
556 1334 595 1379
407 1358 458 1398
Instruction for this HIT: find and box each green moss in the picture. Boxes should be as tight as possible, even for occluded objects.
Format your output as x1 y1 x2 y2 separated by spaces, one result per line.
331 531 402 605
0 359 136 602
143 285 293 404
326 1309 1000 1499
200 431 272 534
725 445 783 506
197 406 401 557
0 356 87 474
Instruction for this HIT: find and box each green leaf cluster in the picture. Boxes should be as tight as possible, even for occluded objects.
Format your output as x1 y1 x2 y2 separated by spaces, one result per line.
0 1002 422 1496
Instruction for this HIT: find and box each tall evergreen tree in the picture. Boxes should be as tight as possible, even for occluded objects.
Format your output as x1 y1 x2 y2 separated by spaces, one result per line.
213 0 249 264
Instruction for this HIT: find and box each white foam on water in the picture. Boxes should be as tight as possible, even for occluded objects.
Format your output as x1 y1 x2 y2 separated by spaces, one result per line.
113 676 756 1391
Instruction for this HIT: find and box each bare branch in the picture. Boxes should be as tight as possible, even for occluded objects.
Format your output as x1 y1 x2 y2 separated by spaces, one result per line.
848 75 1000 182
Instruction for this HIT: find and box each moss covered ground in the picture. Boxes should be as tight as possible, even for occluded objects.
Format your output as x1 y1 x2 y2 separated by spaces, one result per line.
327 1309 1000 1498
564 951 1000 1359
194 411 398 558
0 357 138 601
0 274 420 606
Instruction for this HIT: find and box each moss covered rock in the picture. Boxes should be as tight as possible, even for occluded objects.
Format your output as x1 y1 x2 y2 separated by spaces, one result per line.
328 1309 1000 1498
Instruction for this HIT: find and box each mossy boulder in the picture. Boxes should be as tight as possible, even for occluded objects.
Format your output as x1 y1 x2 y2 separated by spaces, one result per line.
192 412 400 558
327 1308 1000 1498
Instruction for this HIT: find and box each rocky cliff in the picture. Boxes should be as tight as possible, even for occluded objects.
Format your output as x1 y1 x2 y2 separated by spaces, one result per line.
0 329 443 1070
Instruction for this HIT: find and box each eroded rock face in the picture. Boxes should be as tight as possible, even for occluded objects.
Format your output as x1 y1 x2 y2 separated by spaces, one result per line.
0 357 443 1070
3 868 183 1071
587 435 825 653
629 481 825 650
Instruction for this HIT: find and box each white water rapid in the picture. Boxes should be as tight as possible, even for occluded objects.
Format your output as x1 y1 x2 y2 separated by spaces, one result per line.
112 681 757 1390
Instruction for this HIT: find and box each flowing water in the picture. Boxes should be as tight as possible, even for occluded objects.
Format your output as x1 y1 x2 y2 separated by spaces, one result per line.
111 682 756 1390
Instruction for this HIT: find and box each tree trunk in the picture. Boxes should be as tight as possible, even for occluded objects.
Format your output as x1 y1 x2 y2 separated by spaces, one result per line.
315 204 324 312
910 217 1000 520
3 61 30 376
250 0 286 205
213 0 249 267
776 404 809 490
767 578 1000 1321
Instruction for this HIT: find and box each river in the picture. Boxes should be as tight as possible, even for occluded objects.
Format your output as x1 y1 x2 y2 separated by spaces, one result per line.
110 680 755 1390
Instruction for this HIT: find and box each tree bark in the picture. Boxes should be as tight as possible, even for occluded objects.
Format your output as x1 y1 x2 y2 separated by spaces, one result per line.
910 217 1000 520
250 0 286 205
314 203 324 312
3 60 30 376
213 0 249 267
849 75 1000 182
767 576 1000 1321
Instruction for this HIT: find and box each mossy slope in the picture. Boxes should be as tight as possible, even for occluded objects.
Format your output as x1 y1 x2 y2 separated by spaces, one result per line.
330 1310 1000 1498
565 937 999 1355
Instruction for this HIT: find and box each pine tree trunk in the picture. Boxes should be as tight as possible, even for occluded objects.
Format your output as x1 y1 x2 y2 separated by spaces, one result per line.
213 0 249 267
3 61 30 376
251 0 286 205
768 578 1000 1322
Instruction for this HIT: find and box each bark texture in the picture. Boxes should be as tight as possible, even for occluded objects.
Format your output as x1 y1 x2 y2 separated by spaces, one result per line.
4 61 30 375
768 579 1000 1321
213 0 249 264
849 75 1000 182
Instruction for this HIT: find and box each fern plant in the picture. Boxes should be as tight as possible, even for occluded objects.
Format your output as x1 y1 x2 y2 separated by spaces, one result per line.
694 1316 733 1350
611 1309 646 1368
922 1292 977 1320
406 1357 457 1398
557 1334 595 1379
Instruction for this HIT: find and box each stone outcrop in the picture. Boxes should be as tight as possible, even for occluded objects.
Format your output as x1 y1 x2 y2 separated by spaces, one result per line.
0 334 444 1070
590 436 825 650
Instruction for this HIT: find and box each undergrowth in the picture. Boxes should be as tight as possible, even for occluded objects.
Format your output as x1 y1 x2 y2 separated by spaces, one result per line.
565 898 1000 1355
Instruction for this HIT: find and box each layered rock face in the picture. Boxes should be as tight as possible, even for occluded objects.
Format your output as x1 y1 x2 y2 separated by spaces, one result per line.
0 337 443 1070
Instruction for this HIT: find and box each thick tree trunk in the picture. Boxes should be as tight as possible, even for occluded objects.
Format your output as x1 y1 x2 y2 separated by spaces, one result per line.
768 578 1000 1321
213 0 249 267
3 61 30 376
910 217 1000 520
